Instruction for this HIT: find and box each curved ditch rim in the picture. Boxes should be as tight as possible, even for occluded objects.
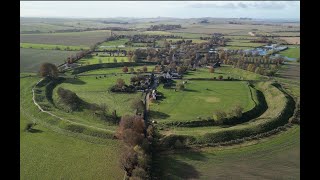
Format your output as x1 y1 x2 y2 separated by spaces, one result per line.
32 78 116 138
156 81 297 148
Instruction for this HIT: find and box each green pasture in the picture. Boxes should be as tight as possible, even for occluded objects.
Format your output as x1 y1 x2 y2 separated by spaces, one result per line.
153 125 300 179
149 80 255 123
164 81 288 136
166 38 208 43
77 55 129 65
183 66 265 81
52 75 143 123
98 38 129 47
79 65 156 75
278 47 300 58
20 76 124 179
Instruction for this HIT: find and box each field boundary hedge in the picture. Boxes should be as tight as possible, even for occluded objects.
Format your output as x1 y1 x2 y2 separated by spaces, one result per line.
32 77 115 139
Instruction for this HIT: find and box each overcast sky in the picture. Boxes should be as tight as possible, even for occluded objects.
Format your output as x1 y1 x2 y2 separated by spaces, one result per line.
20 1 300 19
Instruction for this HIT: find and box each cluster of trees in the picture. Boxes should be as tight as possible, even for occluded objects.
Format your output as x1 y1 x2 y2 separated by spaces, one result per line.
147 24 182 31
99 50 127 57
110 78 136 93
116 115 154 179
221 51 284 76
66 50 92 64
39 63 59 78
130 74 150 91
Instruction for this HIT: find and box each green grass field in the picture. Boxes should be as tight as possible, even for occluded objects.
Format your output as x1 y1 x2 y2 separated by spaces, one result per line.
20 48 76 72
20 19 300 179
153 125 300 179
98 38 129 47
183 66 266 81
172 32 211 38
52 75 143 125
278 47 300 58
20 30 111 46
150 80 255 123
79 65 156 75
77 55 129 65
163 81 288 137
20 43 89 51
20 76 124 179
142 31 173 35
223 46 254 50
166 38 208 43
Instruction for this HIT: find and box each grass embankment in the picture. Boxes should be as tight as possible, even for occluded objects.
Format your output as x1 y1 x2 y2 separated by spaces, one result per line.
153 125 300 179
20 76 124 179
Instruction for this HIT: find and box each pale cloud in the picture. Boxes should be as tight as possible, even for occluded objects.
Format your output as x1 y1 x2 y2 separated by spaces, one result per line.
20 1 300 19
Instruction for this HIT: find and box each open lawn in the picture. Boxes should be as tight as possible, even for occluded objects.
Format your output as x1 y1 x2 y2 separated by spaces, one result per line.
162 81 289 137
20 76 124 179
171 32 211 38
223 46 254 50
79 65 156 75
20 48 76 72
153 125 300 179
77 55 129 65
20 30 111 46
166 38 208 43
20 43 89 51
52 75 143 125
98 38 129 47
278 47 300 59
183 66 266 81
149 80 255 123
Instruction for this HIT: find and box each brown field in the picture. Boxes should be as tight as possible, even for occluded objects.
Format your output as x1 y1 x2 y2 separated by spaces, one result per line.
279 37 300 44
20 30 111 46
277 63 300 81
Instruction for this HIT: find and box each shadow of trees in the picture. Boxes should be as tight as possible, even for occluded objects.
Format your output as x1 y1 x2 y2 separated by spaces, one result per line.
152 150 206 179
28 129 43 133
183 89 199 92
64 78 86 85
149 110 170 119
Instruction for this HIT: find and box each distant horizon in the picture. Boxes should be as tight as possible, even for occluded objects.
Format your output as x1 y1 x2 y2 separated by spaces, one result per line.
20 16 300 21
20 1 300 19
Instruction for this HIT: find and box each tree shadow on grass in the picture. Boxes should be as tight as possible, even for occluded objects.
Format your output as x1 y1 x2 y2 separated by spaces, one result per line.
153 154 201 179
155 91 166 101
149 110 170 120
28 129 43 133
183 89 199 92
64 78 86 85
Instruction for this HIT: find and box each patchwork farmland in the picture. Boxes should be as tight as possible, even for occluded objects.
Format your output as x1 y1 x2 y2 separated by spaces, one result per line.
20 15 300 180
